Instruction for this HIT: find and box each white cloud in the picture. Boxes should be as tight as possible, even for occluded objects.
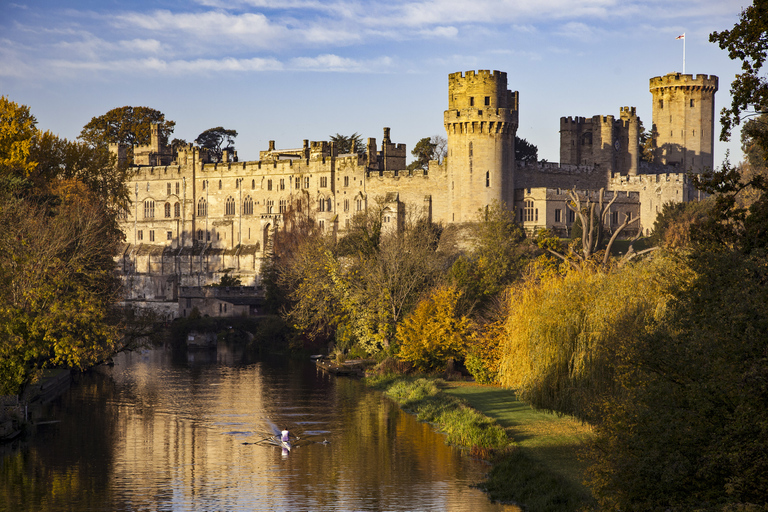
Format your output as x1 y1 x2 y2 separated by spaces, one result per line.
290 54 394 72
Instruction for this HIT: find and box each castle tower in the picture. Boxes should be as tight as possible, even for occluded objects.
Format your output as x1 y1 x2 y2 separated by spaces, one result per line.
620 106 640 176
649 73 718 173
444 70 518 222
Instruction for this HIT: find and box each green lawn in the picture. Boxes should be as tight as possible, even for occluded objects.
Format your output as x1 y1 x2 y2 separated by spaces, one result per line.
443 384 592 495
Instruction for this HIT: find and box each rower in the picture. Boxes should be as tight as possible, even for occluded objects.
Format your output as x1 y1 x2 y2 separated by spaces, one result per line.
281 429 290 443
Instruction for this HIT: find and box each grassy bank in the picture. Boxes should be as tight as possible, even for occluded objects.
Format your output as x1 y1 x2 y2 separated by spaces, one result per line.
368 375 595 511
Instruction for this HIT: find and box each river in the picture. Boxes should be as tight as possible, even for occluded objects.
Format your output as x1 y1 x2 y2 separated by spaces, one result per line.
1 343 517 511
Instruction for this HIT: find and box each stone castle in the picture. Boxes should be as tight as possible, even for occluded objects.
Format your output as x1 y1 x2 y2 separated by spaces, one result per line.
115 70 717 308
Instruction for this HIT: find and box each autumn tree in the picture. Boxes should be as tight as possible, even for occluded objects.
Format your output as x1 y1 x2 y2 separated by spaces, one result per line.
396 285 472 373
195 127 238 163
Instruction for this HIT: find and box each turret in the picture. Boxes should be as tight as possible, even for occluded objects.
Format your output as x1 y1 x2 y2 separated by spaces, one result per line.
444 70 519 222
649 73 718 172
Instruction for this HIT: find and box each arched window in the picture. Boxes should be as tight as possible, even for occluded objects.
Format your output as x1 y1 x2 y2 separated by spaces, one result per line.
164 202 171 218
266 200 274 214
225 196 236 216
326 198 332 212
243 196 253 215
174 202 180 218
144 200 155 219
318 198 325 212
197 198 207 217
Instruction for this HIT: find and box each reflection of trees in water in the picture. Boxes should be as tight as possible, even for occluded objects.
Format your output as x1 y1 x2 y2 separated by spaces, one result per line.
0 372 118 511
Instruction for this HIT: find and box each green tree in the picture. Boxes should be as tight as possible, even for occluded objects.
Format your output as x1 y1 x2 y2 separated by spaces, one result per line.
195 126 238 163
79 106 175 148
329 133 365 155
710 1 768 153
514 136 538 163
408 137 436 171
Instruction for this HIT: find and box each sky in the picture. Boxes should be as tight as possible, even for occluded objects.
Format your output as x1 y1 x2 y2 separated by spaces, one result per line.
0 0 751 166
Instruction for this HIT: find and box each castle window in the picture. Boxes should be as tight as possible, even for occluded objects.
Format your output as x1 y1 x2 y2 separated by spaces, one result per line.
167 183 171 195
149 230 155 242
524 200 535 222
197 198 207 217
176 182 180 195
137 230 143 241
320 176 328 188
225 196 236 216
611 211 619 225
555 209 562 223
252 179 255 189
344 199 349 212
218 180 222 190
470 97 474 107
202 180 206 190
164 202 171 218
319 220 325 231
235 179 239 189
167 231 173 240
690 99 694 107
485 96 490 106
295 177 301 189
174 202 180 218
485 171 490 187
197 229 204 241
267 179 272 191
243 196 254 215
305 177 310 188
326 198 332 211
356 199 363 211
266 200 274 214
659 99 663 109
344 176 349 187
279 199 287 213
144 200 155 219
279 179 285 190
318 198 325 212
568 209 575 223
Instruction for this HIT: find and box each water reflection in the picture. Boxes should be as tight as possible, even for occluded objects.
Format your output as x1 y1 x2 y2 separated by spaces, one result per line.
1 344 517 511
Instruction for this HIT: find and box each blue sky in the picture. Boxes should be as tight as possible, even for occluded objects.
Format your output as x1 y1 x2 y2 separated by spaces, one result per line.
0 0 750 165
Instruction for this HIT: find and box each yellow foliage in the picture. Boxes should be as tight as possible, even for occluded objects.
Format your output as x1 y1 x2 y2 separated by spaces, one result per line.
396 285 473 372
497 254 685 420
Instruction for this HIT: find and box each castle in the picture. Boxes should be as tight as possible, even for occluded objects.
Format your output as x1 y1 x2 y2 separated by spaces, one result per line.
115 70 717 312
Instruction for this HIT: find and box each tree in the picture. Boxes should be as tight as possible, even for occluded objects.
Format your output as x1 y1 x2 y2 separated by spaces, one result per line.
329 133 365 155
409 137 436 170
79 106 175 149
396 285 472 373
514 136 538 163
0 180 123 395
638 120 655 163
547 188 653 270
431 135 447 164
0 96 38 178
195 126 238 163
710 1 768 153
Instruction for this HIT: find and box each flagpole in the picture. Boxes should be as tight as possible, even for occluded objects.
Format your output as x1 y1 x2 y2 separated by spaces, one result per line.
683 33 686 74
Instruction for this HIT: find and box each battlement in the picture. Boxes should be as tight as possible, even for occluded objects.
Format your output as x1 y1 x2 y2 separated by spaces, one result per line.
448 69 517 111
650 73 719 92
620 106 637 118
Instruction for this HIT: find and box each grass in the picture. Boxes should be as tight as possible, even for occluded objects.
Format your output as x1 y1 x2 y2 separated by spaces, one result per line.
443 383 595 510
368 375 596 511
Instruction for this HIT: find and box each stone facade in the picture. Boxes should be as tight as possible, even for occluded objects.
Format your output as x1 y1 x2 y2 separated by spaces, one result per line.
116 69 716 310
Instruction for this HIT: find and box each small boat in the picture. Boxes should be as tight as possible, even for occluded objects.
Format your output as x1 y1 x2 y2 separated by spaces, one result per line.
281 439 292 451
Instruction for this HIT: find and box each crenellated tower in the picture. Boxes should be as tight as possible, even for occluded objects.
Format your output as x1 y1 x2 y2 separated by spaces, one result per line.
649 73 718 173
444 70 518 222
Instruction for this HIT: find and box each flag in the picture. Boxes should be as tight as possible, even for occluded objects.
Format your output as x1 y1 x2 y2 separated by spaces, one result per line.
676 34 685 40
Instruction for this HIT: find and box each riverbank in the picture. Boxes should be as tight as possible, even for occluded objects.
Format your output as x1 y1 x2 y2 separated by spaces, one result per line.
368 376 595 512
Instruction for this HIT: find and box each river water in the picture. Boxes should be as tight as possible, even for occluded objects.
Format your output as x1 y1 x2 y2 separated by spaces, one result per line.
1 343 517 511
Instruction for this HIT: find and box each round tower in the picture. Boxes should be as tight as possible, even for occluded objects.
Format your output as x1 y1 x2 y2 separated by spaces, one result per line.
649 73 718 173
444 70 518 222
